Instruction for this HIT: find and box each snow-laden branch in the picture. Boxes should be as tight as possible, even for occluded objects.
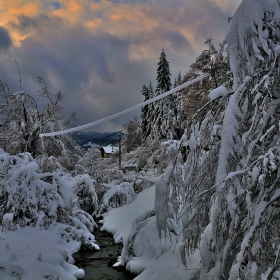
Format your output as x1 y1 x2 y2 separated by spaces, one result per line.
40 74 209 137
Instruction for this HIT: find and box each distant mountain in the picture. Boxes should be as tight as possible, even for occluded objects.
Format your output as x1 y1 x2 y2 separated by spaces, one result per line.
73 131 121 148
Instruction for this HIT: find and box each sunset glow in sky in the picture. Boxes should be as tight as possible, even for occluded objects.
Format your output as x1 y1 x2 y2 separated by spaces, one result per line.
0 0 241 132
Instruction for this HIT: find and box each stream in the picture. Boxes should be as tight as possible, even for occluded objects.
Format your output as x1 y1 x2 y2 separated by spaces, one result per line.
74 227 135 280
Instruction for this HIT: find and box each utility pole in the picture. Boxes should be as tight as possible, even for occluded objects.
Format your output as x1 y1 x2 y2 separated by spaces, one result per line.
118 130 122 169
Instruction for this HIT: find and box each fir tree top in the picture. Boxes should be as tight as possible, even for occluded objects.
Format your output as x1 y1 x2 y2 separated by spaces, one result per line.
141 85 149 101
148 81 154 98
156 49 172 96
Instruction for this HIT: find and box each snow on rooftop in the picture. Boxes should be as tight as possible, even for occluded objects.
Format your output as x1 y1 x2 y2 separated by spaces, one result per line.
102 145 119 154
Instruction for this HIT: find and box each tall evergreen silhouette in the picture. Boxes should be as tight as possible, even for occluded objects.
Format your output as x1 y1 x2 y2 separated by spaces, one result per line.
140 83 154 141
155 49 172 96
151 49 174 140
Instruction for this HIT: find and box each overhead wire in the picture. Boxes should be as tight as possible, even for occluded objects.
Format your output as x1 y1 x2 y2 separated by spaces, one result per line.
40 73 209 137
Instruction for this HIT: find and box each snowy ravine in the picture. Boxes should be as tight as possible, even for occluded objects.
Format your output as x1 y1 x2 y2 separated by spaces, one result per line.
5 0 280 278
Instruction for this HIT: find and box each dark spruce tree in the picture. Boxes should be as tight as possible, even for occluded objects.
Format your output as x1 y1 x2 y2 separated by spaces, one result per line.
155 49 172 96
140 85 150 141
140 82 155 142
173 71 186 139
151 50 184 140
151 49 173 140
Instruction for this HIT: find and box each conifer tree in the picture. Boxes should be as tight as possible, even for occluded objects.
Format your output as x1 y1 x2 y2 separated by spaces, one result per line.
151 49 174 140
146 81 155 137
148 81 154 101
177 71 181 84
155 49 172 96
140 85 150 141
173 71 186 139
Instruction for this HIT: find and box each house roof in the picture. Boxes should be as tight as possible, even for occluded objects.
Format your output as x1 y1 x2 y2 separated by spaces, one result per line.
102 145 119 154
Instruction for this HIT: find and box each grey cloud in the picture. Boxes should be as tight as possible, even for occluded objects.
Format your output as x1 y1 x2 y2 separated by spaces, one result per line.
0 26 12 52
10 13 64 36
193 1 233 44
142 2 231 50
12 15 127 86
2 14 154 131
160 29 193 52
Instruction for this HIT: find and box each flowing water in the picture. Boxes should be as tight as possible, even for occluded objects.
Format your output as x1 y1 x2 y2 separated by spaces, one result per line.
74 228 135 280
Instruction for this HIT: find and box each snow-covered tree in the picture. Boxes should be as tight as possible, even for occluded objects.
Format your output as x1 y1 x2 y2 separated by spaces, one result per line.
0 150 99 248
151 49 178 140
140 83 154 142
143 81 156 142
75 143 101 179
180 39 232 125
154 1 280 279
155 49 172 96
172 71 186 140
0 77 81 170
123 116 141 153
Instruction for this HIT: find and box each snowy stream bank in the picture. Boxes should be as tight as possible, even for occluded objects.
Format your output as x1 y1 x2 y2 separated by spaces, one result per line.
74 225 134 280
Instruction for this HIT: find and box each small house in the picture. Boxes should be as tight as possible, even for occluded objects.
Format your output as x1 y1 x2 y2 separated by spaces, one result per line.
100 145 119 158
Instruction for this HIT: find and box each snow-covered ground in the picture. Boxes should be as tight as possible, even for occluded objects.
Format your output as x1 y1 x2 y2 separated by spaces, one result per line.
101 184 199 280
0 226 84 280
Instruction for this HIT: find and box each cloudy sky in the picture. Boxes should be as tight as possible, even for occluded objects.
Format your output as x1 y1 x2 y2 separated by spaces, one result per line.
0 0 241 132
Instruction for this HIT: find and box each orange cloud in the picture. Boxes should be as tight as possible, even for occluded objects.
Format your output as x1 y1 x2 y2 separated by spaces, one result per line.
0 0 43 45
86 1 160 36
52 0 86 22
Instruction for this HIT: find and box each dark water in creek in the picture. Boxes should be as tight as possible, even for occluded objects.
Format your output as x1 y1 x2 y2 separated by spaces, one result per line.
74 229 135 280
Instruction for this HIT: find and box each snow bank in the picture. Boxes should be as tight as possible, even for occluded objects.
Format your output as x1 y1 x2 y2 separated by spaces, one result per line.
100 185 155 243
101 183 200 280
122 215 197 280
0 226 84 279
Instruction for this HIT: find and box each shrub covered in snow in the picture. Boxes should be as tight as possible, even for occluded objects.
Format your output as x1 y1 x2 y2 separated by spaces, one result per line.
0 150 98 251
97 182 137 215
74 143 101 179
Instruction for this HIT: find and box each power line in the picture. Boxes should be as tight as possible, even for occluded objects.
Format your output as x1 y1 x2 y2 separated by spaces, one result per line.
40 73 209 137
